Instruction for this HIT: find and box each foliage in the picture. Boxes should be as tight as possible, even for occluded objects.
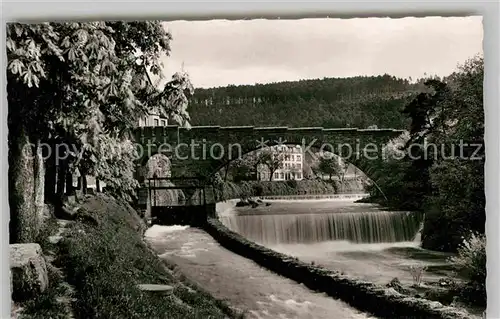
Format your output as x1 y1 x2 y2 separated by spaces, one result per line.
6 21 195 242
257 149 285 181
408 264 427 287
188 75 438 129
92 136 140 201
18 266 70 319
314 155 342 180
227 152 260 182
363 56 484 257
214 180 338 201
448 231 486 306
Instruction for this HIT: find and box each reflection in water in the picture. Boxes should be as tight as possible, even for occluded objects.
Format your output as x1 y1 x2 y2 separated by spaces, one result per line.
218 200 423 246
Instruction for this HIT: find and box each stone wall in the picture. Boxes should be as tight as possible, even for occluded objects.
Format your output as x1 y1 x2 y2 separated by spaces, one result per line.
204 218 475 319
134 125 403 178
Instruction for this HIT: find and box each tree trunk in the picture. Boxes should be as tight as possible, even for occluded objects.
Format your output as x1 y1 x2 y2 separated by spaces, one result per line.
33 139 46 229
224 163 230 181
56 162 66 201
44 143 57 204
82 173 87 195
96 178 101 193
8 125 36 243
65 171 73 195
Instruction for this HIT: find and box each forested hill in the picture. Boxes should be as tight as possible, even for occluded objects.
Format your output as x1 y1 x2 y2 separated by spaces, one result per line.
188 75 429 129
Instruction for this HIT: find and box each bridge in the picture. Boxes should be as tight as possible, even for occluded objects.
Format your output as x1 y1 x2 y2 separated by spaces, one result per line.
133 125 404 182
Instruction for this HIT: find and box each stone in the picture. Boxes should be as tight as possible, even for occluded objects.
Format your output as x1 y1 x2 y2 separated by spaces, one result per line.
66 195 76 205
48 235 63 244
137 284 174 294
10 243 49 302
235 200 249 207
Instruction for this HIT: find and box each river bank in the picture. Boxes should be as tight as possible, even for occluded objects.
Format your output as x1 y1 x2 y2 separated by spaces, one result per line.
14 194 243 319
214 179 365 201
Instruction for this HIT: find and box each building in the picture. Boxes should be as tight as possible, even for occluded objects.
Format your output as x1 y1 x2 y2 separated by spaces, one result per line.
137 64 175 127
137 107 169 127
257 145 304 181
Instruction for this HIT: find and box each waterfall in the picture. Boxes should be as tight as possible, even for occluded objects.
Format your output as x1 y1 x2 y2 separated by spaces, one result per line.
219 209 423 246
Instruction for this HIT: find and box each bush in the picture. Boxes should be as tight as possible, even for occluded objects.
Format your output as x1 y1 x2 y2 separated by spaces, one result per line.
448 231 486 306
214 180 340 201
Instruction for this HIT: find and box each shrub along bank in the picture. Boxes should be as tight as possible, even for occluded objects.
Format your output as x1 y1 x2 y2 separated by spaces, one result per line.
204 218 476 319
214 179 364 201
56 194 241 319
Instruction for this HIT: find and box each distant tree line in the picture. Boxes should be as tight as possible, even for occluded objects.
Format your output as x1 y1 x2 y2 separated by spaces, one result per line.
189 74 440 128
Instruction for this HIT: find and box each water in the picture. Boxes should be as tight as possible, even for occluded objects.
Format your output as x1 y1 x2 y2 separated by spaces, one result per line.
218 199 423 246
145 225 376 319
217 198 455 287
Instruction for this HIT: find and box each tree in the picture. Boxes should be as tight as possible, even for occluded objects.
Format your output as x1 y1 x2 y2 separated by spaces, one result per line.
230 152 260 182
363 55 484 254
7 21 194 243
421 56 484 252
257 149 284 181
315 155 342 181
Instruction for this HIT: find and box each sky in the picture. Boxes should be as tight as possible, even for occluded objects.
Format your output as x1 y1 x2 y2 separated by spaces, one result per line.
158 16 483 89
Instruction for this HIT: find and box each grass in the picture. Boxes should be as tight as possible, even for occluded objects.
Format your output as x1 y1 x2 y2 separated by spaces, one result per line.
57 194 243 319
16 216 72 319
17 266 67 319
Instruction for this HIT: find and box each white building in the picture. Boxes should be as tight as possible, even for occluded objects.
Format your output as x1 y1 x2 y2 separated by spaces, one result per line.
137 64 173 127
257 145 304 181
137 107 169 127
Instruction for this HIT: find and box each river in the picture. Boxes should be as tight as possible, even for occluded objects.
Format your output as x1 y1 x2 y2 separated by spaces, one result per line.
145 197 457 318
145 225 376 319
218 198 454 287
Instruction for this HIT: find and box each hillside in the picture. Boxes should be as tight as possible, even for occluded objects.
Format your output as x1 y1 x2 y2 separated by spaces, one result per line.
188 75 429 129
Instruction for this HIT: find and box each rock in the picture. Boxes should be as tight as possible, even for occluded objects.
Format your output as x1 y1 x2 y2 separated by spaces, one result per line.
10 243 49 302
137 284 174 294
66 195 76 205
235 200 249 207
48 235 63 244
386 277 413 295
55 204 79 220
387 277 402 288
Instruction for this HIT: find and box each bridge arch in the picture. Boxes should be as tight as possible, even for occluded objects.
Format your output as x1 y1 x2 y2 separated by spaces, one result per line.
206 142 375 190
133 125 404 185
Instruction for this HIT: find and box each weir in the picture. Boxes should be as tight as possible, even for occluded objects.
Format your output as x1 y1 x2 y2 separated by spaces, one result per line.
218 201 423 246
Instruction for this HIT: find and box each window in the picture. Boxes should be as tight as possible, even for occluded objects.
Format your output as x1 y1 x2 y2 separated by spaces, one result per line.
154 118 159 126
161 119 166 126
291 155 295 161
297 173 302 179
280 172 284 179
296 154 301 161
